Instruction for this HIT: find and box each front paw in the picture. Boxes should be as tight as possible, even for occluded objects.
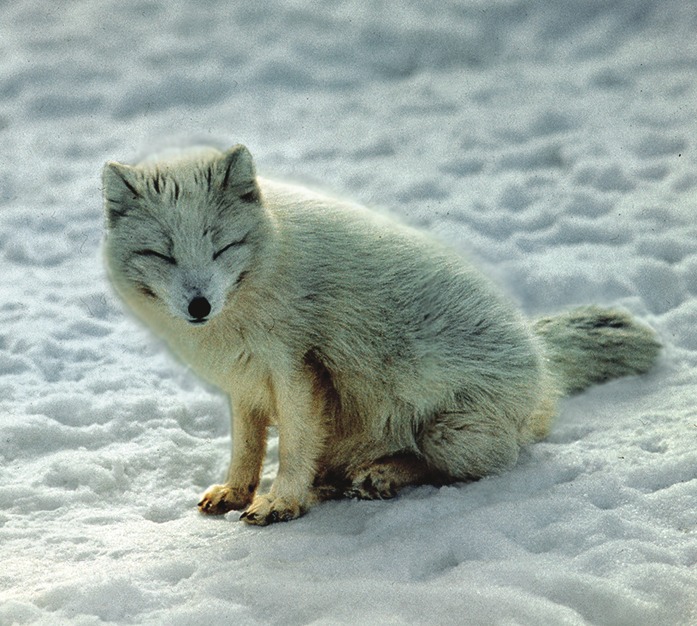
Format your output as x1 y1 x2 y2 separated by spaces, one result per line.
240 494 306 526
198 483 254 515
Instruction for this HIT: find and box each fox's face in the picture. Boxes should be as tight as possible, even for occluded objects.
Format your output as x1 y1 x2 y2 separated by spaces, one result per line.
102 145 263 326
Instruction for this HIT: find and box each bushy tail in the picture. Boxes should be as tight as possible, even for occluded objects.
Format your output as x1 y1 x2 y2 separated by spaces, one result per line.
533 306 661 396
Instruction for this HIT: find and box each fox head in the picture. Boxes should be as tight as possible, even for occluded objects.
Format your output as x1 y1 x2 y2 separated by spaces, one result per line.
102 144 265 326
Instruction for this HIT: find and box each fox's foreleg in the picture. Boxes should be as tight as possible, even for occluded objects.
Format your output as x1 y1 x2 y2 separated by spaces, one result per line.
198 398 268 515
241 366 328 525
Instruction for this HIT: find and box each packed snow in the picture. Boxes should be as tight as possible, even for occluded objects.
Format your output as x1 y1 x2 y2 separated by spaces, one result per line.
1 1 696 624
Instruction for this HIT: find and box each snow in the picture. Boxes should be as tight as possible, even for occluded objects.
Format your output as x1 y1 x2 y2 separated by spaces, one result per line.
1 0 696 624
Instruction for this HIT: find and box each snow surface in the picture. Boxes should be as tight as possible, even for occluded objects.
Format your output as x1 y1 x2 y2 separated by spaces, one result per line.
1 1 696 624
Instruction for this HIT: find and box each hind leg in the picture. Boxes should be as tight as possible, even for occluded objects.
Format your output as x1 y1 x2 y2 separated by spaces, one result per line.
346 453 450 500
315 453 449 501
418 410 521 481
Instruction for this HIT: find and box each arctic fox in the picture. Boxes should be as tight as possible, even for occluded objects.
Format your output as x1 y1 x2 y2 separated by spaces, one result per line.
102 144 660 525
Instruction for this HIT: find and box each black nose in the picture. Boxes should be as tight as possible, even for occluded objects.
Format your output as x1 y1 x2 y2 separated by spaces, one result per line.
188 296 211 320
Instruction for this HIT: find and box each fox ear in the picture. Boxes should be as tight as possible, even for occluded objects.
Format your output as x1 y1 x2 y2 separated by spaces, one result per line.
218 144 260 203
102 161 142 226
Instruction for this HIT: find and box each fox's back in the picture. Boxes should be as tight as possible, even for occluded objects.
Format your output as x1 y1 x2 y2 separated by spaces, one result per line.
256 178 544 418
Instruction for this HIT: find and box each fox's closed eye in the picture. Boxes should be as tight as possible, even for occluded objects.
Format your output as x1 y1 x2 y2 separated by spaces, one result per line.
134 249 177 265
213 236 247 261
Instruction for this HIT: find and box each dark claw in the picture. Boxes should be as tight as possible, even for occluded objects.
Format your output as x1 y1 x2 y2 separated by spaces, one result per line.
268 509 296 523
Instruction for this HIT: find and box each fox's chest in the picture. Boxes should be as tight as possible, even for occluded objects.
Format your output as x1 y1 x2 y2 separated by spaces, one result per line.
166 323 281 404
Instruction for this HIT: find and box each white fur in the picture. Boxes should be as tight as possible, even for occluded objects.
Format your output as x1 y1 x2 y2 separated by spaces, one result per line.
102 145 660 525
